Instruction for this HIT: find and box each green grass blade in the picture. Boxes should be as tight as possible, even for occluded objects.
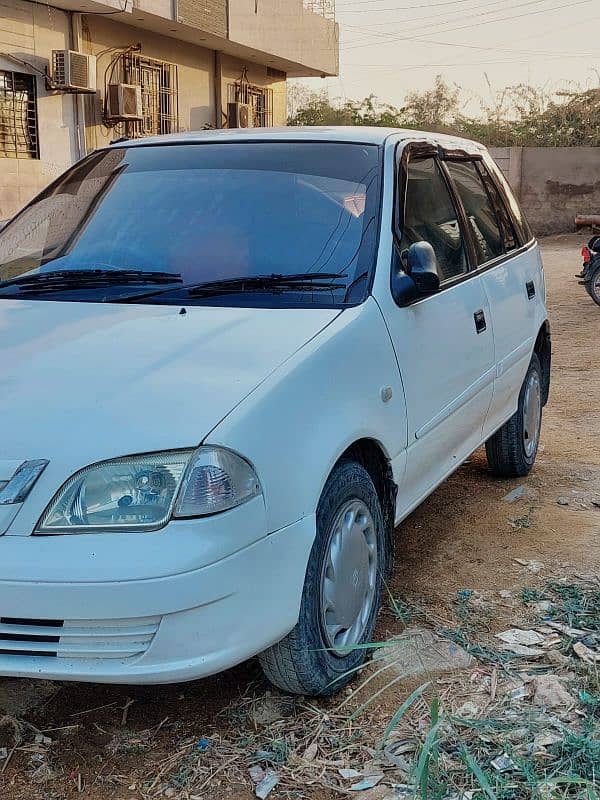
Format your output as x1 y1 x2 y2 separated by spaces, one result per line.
377 682 430 751
414 718 443 800
461 746 498 800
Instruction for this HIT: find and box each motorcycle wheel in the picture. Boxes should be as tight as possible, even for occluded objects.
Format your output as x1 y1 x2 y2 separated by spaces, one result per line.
589 265 600 306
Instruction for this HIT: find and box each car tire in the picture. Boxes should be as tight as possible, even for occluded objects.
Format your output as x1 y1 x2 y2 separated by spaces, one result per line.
588 265 600 306
259 460 386 696
485 353 543 478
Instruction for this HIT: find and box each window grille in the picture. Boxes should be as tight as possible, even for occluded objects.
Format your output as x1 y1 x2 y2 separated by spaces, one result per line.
109 53 179 138
0 70 39 159
227 80 273 128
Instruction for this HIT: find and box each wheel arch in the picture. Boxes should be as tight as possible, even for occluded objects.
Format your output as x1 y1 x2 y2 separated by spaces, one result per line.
534 320 551 406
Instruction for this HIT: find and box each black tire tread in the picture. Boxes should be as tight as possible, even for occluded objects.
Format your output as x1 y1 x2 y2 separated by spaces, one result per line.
485 353 541 478
259 460 384 696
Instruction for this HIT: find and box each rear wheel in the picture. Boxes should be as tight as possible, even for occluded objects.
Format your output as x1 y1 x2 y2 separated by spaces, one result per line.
259 460 386 696
486 354 542 478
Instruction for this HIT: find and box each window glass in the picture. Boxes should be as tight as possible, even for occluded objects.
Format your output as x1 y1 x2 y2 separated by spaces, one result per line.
447 160 504 265
484 156 533 244
476 162 518 251
400 157 468 283
0 142 381 307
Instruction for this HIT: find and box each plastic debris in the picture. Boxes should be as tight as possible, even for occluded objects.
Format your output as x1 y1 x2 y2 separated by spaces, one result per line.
195 737 211 752
249 765 265 783
339 768 363 779
255 770 280 799
0 747 7 760
532 675 574 709
302 741 319 762
503 485 526 503
491 754 518 772
349 774 384 791
496 629 545 647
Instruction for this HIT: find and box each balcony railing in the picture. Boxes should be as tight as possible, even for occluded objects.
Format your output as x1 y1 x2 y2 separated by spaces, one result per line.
303 0 335 19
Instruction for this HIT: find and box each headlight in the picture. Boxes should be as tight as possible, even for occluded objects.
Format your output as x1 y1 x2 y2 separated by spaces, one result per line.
36 447 261 534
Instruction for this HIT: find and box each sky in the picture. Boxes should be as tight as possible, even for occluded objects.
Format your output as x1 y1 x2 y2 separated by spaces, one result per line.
298 0 600 115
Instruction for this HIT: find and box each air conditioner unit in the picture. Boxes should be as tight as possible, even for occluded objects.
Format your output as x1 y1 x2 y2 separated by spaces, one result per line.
107 84 143 121
51 50 97 93
228 101 254 129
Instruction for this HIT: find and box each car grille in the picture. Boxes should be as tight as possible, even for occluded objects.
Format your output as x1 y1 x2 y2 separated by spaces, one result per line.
0 616 160 659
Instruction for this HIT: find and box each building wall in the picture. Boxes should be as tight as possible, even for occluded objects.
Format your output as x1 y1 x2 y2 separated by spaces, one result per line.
80 15 217 150
219 53 287 129
0 0 79 220
490 146 600 236
228 0 338 77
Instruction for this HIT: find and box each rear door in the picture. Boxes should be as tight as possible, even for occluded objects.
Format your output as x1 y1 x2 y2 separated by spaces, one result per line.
379 146 495 513
445 156 542 437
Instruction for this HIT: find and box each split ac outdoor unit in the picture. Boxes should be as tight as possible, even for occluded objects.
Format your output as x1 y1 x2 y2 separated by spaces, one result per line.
107 83 144 121
51 50 97 93
228 101 254 128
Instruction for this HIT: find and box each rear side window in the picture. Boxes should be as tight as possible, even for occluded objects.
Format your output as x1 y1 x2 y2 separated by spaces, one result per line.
400 157 468 283
484 156 533 244
476 162 518 251
446 160 503 265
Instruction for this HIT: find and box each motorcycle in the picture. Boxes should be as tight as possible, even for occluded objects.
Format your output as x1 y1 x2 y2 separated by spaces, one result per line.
578 235 600 306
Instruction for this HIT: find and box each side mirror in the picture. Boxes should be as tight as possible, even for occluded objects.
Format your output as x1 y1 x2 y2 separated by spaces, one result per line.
407 241 440 295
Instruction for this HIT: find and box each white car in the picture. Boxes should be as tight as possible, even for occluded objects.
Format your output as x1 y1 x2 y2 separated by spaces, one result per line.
0 128 550 695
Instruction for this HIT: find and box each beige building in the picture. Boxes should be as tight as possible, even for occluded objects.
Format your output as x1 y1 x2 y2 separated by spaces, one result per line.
0 0 338 219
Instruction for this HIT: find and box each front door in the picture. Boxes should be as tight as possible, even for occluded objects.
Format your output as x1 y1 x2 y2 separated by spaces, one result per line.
380 152 495 515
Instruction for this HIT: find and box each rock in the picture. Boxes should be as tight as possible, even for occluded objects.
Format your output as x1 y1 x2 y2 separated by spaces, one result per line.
573 641 600 664
0 680 59 716
499 590 513 599
249 694 295 726
546 650 570 667
372 626 474 678
557 497 570 506
532 675 574 708
503 486 526 503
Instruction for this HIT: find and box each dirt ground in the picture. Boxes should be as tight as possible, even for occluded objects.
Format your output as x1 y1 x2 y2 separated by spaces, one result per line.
0 234 598 799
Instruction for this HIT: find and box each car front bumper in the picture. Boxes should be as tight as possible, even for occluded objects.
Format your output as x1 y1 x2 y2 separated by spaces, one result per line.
0 509 316 684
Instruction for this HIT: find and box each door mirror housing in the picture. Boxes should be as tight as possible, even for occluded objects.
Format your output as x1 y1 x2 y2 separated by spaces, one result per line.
391 241 441 307
407 241 441 294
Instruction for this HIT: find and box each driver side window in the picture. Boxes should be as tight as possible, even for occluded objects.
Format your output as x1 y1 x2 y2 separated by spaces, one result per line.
400 157 468 283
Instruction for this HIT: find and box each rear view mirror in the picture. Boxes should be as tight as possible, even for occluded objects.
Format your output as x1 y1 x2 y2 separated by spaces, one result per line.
407 242 440 295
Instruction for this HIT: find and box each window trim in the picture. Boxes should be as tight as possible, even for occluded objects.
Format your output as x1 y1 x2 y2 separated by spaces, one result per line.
391 141 537 307
392 142 477 293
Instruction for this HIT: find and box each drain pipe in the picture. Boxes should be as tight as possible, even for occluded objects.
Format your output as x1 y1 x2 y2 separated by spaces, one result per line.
69 11 88 159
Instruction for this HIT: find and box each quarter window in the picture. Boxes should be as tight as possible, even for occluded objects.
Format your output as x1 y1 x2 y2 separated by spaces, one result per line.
0 70 39 159
400 157 468 283
477 162 518 251
446 160 504 265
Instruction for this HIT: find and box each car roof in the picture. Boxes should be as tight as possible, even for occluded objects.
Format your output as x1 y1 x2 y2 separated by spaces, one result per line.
113 126 487 153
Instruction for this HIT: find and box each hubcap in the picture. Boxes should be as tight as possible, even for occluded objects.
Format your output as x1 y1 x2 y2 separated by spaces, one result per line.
320 499 378 655
523 370 541 458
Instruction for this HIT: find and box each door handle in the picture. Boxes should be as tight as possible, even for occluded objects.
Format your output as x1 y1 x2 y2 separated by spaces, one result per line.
474 309 487 334
526 280 536 300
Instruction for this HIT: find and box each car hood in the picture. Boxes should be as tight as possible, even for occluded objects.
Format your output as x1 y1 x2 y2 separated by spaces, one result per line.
0 299 339 479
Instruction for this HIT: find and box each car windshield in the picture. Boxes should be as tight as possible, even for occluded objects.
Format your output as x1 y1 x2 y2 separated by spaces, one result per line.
0 141 382 307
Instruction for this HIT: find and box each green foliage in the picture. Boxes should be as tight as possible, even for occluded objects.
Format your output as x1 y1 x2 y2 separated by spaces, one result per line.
288 75 600 146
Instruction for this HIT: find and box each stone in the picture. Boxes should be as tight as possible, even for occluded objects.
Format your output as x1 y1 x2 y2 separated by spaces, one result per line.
373 626 474 678
532 675 574 709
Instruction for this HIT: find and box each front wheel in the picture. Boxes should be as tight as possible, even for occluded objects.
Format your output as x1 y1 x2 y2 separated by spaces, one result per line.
588 265 600 306
259 460 386 696
486 354 543 478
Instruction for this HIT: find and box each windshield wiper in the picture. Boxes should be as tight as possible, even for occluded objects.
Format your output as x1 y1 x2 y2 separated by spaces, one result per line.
0 269 182 293
112 272 348 303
